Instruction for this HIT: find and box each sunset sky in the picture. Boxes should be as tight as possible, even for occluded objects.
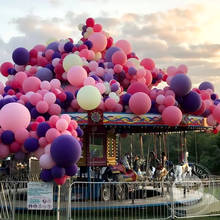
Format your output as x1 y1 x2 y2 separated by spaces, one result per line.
0 0 220 94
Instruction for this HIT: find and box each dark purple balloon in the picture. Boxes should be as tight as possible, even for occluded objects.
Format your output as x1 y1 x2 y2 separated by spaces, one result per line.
214 99 220 105
64 42 74 52
12 47 29 65
24 137 39 152
37 122 51 137
84 40 93 50
170 74 192 96
122 93 131 105
65 164 78 176
40 169 53 182
211 94 217 100
50 135 81 167
105 47 120 62
76 126 84 137
46 42 59 52
51 166 65 178
36 67 53 81
181 91 202 113
199 81 214 91
1 130 15 145
111 83 119 92
52 51 61 59
65 91 74 103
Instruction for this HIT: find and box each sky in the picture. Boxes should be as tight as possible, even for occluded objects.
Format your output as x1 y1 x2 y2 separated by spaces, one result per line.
0 0 220 94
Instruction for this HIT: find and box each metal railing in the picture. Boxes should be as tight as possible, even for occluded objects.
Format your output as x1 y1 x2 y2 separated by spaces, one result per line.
0 178 219 219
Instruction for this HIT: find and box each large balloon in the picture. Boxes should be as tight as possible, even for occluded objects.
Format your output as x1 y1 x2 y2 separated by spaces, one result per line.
12 47 29 65
129 92 151 115
36 68 53 81
162 106 182 126
127 82 150 95
115 40 132 55
0 103 31 132
50 135 81 167
170 74 192 96
77 85 101 110
88 32 107 52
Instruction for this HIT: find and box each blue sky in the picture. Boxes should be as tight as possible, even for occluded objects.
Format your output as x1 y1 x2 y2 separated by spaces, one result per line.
0 0 220 93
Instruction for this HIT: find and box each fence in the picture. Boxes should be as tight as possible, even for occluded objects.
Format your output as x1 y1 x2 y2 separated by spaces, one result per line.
0 178 219 220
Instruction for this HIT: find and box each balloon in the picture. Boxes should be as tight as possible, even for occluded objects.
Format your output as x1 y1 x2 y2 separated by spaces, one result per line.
24 137 39 152
40 169 53 182
0 144 9 159
181 91 202 113
164 95 175 106
12 47 29 65
48 104 61 115
50 135 81 167
1 130 15 145
162 106 182 126
88 32 107 52
44 92 56 105
115 40 132 55
177 64 188 74
84 77 96 86
77 85 101 110
46 128 60 143
167 66 177 76
36 101 49 114
50 79 61 89
207 114 217 126
34 147 45 159
170 74 191 96
56 119 68 132
10 142 21 153
105 47 120 62
127 82 150 95
65 164 78 176
37 122 51 137
112 50 127 65
23 76 41 93
129 92 151 115
51 166 65 178
156 95 165 105
140 58 155 71
67 66 87 87
39 153 55 169
54 175 68 185
199 81 214 91
30 93 42 106
0 103 31 132
14 128 29 144
212 104 220 122
63 54 83 72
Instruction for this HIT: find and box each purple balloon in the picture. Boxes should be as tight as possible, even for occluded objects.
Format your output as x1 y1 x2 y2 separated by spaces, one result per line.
181 91 202 113
199 81 214 91
76 126 84 137
170 74 192 96
37 122 51 137
103 72 113 82
105 47 120 62
24 137 39 152
122 93 131 105
128 67 137 75
50 135 81 167
12 47 29 65
46 42 59 52
111 83 119 92
65 164 78 176
36 67 53 81
64 42 74 52
211 94 217 100
40 169 53 182
51 166 65 178
1 130 15 145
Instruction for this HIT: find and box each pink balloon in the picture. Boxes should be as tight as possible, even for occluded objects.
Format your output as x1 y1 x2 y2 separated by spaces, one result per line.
49 115 60 127
88 50 95 60
46 128 60 143
95 83 106 94
34 44 46 52
15 128 29 144
61 114 71 124
34 147 45 159
207 114 217 126
41 81 51 90
145 70 152 86
36 101 49 114
50 79 61 89
0 103 31 132
45 49 54 61
48 103 61 115
29 93 42 106
61 130 72 135
14 71 27 87
88 33 107 52
162 106 182 126
112 50 127 65
105 98 117 111
167 66 177 76
113 103 123 112
71 99 80 110
156 94 165 105
0 144 9 159
39 153 55 169
96 67 104 76
44 92 56 105
140 58 155 71
23 76 41 93
115 40 132 55
127 82 150 95
88 61 98 71
84 77 96 86
165 90 175 97
67 66 87 87
158 104 166 113
79 48 90 59
212 104 220 122
164 95 175 106
10 142 21 153
177 64 188 74
39 137 48 147
56 119 68 132
129 92 151 115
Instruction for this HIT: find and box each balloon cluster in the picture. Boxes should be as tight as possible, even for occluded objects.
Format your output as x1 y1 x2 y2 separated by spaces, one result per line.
0 17 219 181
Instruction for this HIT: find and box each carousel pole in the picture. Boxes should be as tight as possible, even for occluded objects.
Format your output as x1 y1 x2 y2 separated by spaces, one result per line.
57 184 61 220
130 134 133 169
139 134 144 159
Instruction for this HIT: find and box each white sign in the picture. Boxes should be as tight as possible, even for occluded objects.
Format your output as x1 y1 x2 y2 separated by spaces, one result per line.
27 182 53 210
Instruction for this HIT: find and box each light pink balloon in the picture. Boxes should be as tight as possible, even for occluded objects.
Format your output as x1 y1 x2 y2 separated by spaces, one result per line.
167 66 177 76
15 128 29 144
207 114 217 126
145 70 152 86
29 93 42 106
23 76 41 93
34 147 45 159
61 130 72 135
177 64 188 74
14 71 27 87
44 92 56 105
79 48 90 59
67 66 87 87
0 103 31 132
49 115 60 127
115 40 132 55
88 61 98 71
96 83 106 94
52 58 60 67
39 137 48 147
158 104 165 113
39 153 55 169
56 119 68 132
61 114 71 124
0 144 9 159
46 128 60 143
88 50 95 60
84 77 96 86
36 101 49 113
162 106 182 126
48 103 61 115
156 94 165 105
88 33 107 52
96 67 104 77
50 79 61 89
41 81 51 90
